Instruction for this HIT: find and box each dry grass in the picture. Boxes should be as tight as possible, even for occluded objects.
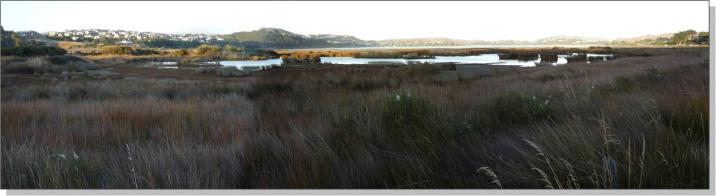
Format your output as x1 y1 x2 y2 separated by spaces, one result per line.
0 47 709 188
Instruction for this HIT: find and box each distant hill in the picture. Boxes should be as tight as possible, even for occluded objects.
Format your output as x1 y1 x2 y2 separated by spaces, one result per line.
535 35 610 45
375 36 613 47
376 37 489 47
218 28 703 48
611 33 674 45
614 33 674 42
307 34 376 47
220 29 615 48
220 28 373 48
7 26 704 49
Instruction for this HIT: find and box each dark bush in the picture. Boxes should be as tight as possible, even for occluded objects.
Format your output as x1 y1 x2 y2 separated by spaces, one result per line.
1 46 67 57
68 88 89 101
347 79 386 91
162 88 180 100
254 49 279 58
247 82 294 99
643 65 662 82
613 75 637 92
133 48 160 55
100 45 133 55
2 65 35 74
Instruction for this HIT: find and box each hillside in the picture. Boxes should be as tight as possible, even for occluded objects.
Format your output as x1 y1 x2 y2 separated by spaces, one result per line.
535 35 610 45
307 34 376 47
611 33 675 45
376 37 488 47
375 36 613 47
220 28 373 48
11 27 706 49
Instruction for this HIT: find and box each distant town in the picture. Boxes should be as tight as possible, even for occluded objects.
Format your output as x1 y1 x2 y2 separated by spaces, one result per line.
43 29 224 44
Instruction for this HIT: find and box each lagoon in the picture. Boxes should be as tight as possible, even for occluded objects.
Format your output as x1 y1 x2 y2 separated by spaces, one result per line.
214 54 567 70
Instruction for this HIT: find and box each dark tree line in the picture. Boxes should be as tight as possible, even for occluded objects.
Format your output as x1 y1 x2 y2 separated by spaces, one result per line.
671 30 709 45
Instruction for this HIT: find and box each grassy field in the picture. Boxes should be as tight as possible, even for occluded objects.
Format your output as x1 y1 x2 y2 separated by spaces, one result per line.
0 47 709 188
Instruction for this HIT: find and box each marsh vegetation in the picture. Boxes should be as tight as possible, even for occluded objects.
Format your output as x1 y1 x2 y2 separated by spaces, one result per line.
0 47 709 189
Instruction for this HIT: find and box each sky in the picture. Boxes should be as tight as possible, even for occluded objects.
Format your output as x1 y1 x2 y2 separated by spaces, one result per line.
0 1 710 41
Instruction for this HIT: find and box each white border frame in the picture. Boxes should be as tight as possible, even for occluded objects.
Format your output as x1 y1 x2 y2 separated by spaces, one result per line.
2 1 714 195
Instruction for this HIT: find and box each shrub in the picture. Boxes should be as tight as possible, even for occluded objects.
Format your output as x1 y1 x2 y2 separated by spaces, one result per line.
192 44 221 57
99 45 134 55
132 48 160 55
168 49 188 57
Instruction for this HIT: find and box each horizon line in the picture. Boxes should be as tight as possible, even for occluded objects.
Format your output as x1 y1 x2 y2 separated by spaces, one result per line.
1 26 706 42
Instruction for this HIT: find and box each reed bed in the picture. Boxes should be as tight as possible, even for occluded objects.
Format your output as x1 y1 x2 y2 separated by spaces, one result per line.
1 48 709 188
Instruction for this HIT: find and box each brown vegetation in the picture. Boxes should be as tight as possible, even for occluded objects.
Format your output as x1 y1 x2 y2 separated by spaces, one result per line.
0 47 709 188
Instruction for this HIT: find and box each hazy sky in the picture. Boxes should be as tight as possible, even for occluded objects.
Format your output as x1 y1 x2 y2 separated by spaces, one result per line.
0 1 709 41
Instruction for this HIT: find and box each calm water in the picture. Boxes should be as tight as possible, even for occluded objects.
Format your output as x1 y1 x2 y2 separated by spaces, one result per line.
218 58 283 68
215 54 566 69
292 45 601 51
159 53 617 70
322 55 509 65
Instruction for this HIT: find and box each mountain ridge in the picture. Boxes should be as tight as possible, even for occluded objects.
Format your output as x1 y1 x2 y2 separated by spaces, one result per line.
12 26 702 48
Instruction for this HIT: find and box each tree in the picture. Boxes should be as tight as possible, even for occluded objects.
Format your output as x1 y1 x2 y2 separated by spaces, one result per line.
695 32 709 44
671 30 697 45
